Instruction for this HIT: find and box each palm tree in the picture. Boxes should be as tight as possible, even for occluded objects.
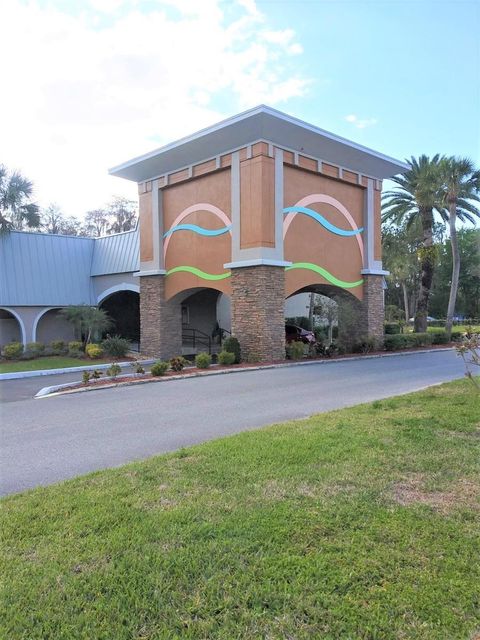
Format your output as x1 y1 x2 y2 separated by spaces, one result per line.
0 164 40 233
60 306 112 346
382 155 444 333
439 157 480 339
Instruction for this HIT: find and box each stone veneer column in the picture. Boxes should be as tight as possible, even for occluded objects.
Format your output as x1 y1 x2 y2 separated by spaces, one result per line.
139 275 182 359
361 275 385 342
230 265 285 362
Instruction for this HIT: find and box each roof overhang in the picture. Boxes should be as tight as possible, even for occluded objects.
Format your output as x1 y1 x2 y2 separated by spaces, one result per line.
109 105 408 183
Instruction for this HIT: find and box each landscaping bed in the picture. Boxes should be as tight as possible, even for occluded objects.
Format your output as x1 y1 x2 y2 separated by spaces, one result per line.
37 344 457 397
2 379 479 639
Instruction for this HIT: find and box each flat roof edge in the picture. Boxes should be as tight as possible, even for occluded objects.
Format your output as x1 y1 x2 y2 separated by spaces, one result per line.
109 105 408 180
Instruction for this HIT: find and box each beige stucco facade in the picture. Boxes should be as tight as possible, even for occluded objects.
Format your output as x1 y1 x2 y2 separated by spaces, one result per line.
109 105 406 361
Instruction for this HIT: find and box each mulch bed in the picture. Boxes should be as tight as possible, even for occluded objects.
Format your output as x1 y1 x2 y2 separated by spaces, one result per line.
49 343 456 396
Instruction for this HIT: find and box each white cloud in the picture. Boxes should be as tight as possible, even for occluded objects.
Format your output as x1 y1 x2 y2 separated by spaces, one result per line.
344 114 378 129
0 0 309 218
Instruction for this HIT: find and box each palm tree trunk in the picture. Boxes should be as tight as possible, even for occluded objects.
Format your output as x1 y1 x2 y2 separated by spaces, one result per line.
308 293 315 331
401 282 409 323
414 207 435 333
445 206 460 339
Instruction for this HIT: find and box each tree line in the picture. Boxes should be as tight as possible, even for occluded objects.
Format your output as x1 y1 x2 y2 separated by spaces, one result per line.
382 155 479 338
0 164 137 237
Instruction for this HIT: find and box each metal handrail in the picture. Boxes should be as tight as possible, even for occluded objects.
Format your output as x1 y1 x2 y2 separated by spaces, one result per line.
182 327 212 354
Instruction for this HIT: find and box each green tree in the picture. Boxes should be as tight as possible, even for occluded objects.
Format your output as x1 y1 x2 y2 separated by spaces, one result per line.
0 164 40 233
107 197 137 234
84 209 109 237
41 204 82 236
382 155 444 332
438 157 480 338
429 229 480 319
382 221 423 322
60 306 112 346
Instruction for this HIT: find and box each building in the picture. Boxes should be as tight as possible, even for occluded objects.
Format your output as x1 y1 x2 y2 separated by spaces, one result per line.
0 106 406 360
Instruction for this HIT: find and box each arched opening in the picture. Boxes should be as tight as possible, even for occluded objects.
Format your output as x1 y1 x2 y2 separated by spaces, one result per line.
286 284 364 349
99 290 140 344
34 308 75 344
0 308 25 346
170 287 231 356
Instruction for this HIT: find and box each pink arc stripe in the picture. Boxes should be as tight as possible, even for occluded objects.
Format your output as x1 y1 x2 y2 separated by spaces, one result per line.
163 203 231 259
283 194 364 261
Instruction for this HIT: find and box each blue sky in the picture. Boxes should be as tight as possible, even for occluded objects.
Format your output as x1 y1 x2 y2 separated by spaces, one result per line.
1 0 478 217
257 0 480 163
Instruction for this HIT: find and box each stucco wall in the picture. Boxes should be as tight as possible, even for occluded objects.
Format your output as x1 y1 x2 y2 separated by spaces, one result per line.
36 309 75 344
0 317 21 344
92 273 139 303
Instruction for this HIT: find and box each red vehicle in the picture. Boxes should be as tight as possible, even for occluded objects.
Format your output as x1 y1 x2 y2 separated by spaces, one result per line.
285 324 316 344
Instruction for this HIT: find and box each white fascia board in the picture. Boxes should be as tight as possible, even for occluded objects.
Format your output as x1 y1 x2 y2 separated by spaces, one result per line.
109 105 408 183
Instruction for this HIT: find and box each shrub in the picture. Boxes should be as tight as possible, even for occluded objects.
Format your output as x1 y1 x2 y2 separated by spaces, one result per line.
68 349 84 359
2 341 23 360
384 323 401 335
102 335 131 358
91 369 102 380
223 336 241 363
384 334 410 351
217 350 236 366
26 342 45 357
451 330 464 343
286 340 305 360
410 333 434 348
314 326 328 342
131 360 145 375
151 361 169 376
195 352 211 369
68 341 84 357
50 339 66 353
352 335 379 354
170 356 188 372
430 331 450 345
85 343 103 359
106 363 122 378
455 332 480 390
82 370 91 385
384 333 433 351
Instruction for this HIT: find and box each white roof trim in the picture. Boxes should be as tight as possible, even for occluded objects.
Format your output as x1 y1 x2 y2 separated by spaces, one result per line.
109 105 408 183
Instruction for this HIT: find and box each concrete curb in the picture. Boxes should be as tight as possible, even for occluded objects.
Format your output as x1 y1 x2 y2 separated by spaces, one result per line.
0 359 156 381
35 347 456 399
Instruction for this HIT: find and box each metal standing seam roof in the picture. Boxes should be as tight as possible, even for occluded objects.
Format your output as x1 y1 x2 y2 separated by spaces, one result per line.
0 230 140 307
91 229 139 276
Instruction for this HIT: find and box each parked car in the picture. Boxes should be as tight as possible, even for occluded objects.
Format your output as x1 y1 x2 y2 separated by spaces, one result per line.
285 324 316 344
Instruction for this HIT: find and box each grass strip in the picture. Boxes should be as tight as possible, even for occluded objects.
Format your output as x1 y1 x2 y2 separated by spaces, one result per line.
1 379 479 639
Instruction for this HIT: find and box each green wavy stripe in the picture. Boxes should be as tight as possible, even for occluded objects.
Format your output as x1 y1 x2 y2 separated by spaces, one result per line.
166 266 231 281
286 262 363 289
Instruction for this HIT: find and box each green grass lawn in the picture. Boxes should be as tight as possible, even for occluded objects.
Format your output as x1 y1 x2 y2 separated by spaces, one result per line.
426 325 480 334
0 356 113 374
2 380 479 639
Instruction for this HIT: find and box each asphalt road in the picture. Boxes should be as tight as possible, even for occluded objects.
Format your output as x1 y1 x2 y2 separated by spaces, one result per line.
0 350 466 496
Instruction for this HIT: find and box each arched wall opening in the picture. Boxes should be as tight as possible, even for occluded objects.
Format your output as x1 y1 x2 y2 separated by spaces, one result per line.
0 308 25 345
286 284 364 346
34 308 75 344
169 287 231 355
99 290 140 343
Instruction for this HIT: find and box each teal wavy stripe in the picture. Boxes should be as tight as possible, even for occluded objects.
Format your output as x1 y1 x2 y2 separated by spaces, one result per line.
283 206 363 237
166 266 231 281
286 262 363 289
163 224 231 238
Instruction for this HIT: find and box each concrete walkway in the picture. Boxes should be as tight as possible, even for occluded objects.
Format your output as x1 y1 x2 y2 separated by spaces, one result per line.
0 350 466 496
